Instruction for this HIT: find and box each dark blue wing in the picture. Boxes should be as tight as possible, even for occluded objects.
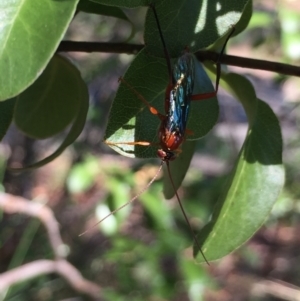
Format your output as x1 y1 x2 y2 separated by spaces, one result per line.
167 53 194 136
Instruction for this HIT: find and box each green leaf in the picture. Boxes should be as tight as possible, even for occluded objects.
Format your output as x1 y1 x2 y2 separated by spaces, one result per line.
90 0 149 8
234 0 252 35
104 51 218 159
77 0 135 42
104 0 249 159
249 10 273 29
279 7 300 60
0 0 78 100
104 0 252 200
9 63 89 171
78 0 129 20
180 257 211 300
92 0 250 31
104 49 166 158
140 185 174 230
145 0 250 58
195 73 285 262
14 56 81 139
0 98 16 141
209 0 252 52
67 156 99 194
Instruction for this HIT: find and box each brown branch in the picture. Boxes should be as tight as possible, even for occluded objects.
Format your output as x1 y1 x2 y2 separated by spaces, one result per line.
0 259 102 299
57 40 300 78
57 41 143 54
0 193 103 300
0 193 64 259
252 279 300 301
195 50 300 78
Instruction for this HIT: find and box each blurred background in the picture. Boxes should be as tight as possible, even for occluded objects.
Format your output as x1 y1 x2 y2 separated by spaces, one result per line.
1 0 300 300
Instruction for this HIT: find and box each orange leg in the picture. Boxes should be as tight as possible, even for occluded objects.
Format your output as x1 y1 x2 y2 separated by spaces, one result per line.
106 140 153 147
105 140 160 149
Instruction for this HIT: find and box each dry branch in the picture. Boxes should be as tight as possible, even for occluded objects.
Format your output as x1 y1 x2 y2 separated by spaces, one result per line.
0 259 102 299
0 193 102 300
0 193 64 259
57 41 300 78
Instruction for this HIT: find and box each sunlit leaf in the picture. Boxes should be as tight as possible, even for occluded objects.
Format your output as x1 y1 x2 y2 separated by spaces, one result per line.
195 73 284 262
144 0 250 58
0 0 78 100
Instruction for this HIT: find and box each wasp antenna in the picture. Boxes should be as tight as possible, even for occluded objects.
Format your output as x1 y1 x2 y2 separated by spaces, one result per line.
79 162 164 237
150 4 173 84
165 162 210 265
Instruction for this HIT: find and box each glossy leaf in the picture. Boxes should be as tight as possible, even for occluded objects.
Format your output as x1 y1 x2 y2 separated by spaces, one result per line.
9 61 89 171
0 0 78 100
195 73 284 262
234 0 253 35
14 56 81 139
77 0 134 41
210 0 252 52
78 0 129 20
0 98 16 141
90 0 149 8
144 0 250 57
92 0 250 41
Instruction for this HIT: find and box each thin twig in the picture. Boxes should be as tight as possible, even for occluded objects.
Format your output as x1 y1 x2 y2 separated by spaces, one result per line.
0 259 102 299
57 40 300 78
196 50 300 77
0 193 64 259
252 279 300 301
57 41 143 54
0 193 103 300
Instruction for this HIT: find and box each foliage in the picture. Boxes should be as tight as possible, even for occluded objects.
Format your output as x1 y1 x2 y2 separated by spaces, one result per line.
0 0 292 299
